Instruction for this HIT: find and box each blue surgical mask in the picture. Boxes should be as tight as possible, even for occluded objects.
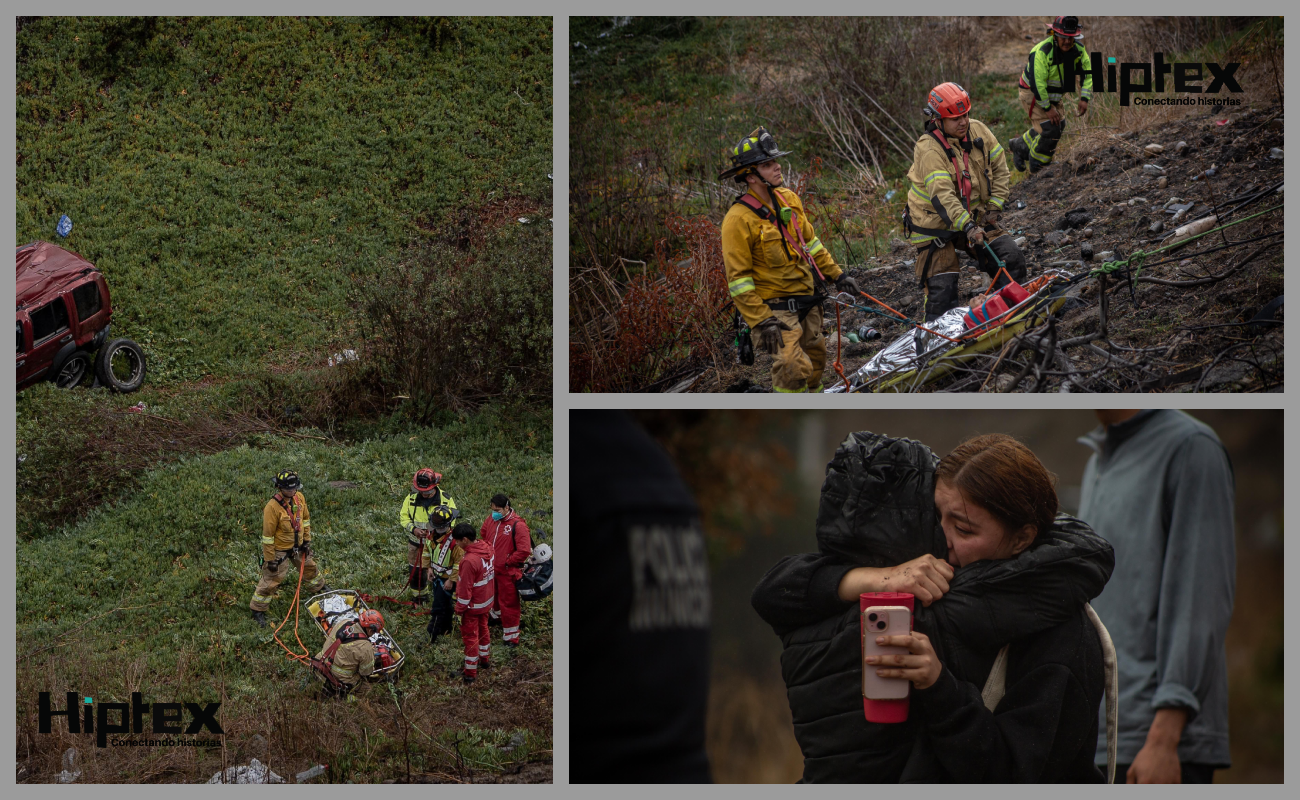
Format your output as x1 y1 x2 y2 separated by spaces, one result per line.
491 511 504 521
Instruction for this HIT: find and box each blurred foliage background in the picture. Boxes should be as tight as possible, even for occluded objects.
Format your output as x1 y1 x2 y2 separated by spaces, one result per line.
634 410 1282 783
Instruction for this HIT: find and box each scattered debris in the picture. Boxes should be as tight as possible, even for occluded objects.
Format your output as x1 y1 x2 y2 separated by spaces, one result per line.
1158 176 1169 189
57 748 80 783
327 349 358 367
1143 164 1165 174
1174 141 1189 156
209 759 285 784
296 764 328 783
1268 147 1283 160
56 214 73 238
1145 143 1164 154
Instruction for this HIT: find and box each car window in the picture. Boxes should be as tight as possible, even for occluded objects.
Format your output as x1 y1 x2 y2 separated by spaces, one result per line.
72 281 102 322
16 321 25 355
30 297 70 343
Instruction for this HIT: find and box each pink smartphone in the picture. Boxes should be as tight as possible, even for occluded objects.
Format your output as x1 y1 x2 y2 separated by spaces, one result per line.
861 605 912 700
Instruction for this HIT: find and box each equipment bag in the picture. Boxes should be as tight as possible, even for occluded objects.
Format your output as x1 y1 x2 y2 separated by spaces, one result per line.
516 530 554 601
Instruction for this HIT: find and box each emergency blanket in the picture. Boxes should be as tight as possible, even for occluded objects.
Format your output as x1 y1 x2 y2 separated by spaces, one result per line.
306 589 405 676
828 270 1075 392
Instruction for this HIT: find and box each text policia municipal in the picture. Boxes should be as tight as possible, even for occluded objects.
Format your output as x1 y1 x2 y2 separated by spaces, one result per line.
1064 53 1243 106
39 692 223 748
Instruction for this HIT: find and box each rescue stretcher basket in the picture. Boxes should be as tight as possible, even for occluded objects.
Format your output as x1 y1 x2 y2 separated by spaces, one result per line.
306 589 405 678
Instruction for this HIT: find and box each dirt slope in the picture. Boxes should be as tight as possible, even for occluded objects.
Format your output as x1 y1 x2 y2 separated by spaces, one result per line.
706 103 1283 393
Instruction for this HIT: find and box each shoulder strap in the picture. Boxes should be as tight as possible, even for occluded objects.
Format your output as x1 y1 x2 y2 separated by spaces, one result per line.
734 193 777 223
1085 603 1119 785
980 643 1011 712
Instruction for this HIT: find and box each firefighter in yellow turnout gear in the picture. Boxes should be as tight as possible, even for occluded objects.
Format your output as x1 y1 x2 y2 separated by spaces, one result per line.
719 127 858 393
398 468 459 602
251 471 328 626
1008 16 1092 173
904 82 1028 324
311 609 385 698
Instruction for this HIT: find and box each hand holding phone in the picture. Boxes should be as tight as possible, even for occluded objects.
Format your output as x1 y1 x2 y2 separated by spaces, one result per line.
862 606 912 700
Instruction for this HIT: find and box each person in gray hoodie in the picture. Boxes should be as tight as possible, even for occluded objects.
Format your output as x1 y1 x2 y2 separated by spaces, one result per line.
1079 409 1236 783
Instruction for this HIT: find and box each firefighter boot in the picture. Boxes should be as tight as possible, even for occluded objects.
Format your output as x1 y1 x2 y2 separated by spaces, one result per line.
1009 136 1029 172
922 272 961 323
252 610 268 628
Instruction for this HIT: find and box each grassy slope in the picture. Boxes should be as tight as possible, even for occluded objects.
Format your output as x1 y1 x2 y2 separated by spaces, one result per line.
16 409 553 781
17 16 552 380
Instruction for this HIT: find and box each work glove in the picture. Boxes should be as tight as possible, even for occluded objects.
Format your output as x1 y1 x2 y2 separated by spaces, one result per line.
834 274 859 295
754 316 793 355
965 224 986 247
981 208 1001 228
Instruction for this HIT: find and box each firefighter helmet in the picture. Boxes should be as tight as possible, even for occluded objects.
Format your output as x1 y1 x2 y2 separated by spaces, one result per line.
274 470 302 492
413 468 442 492
430 505 455 532
718 126 793 181
925 83 972 119
359 609 385 634
1048 16 1083 39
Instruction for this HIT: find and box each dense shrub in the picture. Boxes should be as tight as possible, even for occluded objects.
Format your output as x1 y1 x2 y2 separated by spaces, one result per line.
333 221 553 422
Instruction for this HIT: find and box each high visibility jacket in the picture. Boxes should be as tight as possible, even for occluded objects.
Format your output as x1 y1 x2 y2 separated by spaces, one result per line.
427 532 466 581
1020 37 1094 107
314 618 375 686
481 510 532 581
456 540 496 615
263 491 311 561
720 186 845 329
398 489 459 546
905 119 1010 247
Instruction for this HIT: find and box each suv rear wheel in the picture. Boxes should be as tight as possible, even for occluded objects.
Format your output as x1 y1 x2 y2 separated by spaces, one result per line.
95 338 147 393
54 351 92 389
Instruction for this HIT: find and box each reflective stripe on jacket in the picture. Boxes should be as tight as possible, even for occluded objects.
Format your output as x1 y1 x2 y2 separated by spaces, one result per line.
314 618 375 685
1020 37 1094 106
427 533 465 580
263 492 310 561
456 540 496 613
399 490 459 545
720 186 844 329
481 510 532 581
904 119 1009 247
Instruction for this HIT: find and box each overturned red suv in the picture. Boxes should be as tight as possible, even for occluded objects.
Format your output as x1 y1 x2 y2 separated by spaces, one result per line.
16 241 146 392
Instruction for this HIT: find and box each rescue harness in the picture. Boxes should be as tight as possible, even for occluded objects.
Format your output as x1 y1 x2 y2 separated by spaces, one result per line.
732 190 829 321
309 620 371 691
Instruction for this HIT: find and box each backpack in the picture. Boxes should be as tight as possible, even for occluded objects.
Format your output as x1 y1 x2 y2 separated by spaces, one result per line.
515 528 554 601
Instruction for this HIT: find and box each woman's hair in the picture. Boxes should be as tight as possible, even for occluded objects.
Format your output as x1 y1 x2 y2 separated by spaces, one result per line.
935 433 1058 547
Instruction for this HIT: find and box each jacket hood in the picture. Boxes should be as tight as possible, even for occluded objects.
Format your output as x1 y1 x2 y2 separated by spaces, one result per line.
925 513 1114 648
815 430 1115 647
815 431 946 568
463 539 493 559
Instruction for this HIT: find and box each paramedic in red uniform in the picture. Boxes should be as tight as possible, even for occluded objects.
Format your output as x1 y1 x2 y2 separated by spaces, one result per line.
452 523 496 684
482 493 532 647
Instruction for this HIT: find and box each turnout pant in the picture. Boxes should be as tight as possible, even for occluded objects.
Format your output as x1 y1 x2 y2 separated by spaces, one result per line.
1017 87 1086 170
427 580 455 642
493 572 522 644
915 226 1026 319
250 548 323 612
768 304 827 393
460 611 491 677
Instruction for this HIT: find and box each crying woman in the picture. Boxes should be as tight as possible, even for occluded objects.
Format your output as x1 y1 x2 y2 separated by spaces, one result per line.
752 431 1116 783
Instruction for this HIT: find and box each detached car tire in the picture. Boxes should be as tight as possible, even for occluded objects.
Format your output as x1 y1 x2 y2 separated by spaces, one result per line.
53 351 92 389
95 338 147 393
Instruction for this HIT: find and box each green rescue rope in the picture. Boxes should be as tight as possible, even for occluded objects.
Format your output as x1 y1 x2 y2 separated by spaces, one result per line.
1088 203 1283 283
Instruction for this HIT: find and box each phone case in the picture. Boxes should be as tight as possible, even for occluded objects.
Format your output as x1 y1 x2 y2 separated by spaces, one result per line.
861 605 912 700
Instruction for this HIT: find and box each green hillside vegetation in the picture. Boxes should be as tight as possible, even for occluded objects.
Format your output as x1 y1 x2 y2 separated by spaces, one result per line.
17 16 552 377
16 410 553 782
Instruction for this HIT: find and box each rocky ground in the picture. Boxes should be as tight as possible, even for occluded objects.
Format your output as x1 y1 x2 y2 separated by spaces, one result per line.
693 103 1284 393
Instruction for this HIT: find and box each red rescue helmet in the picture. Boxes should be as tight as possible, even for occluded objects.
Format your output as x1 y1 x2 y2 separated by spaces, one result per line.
1048 16 1083 40
413 468 442 492
926 82 972 119
359 609 385 634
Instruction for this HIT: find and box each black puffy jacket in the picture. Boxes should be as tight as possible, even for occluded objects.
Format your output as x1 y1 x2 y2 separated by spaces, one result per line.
752 431 1114 782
